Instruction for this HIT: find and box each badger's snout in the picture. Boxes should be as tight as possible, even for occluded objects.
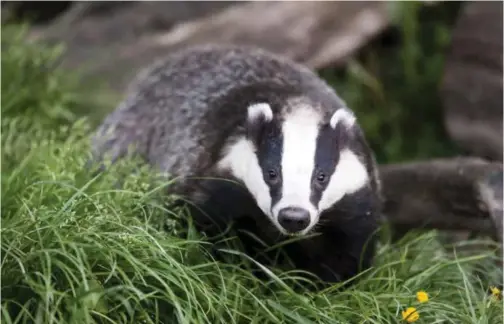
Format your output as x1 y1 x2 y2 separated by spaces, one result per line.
277 206 311 233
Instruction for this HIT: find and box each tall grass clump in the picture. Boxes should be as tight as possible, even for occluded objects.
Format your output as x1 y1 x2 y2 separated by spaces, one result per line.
2 19 503 324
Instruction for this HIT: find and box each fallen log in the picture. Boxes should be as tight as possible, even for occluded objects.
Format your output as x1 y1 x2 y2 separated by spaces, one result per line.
28 1 392 95
379 157 503 243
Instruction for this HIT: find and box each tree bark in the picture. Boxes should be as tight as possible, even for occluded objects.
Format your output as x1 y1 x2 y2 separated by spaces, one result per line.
440 1 503 162
28 1 392 95
380 157 503 243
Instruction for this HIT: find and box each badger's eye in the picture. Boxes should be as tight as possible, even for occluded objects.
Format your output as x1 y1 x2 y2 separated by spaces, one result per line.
267 169 278 180
316 172 326 183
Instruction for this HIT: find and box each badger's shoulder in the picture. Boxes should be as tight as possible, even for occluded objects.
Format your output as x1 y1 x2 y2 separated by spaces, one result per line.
119 44 345 116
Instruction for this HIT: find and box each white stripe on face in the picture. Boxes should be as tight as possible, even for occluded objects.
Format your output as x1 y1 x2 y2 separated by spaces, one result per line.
317 148 369 212
271 106 322 234
217 137 280 227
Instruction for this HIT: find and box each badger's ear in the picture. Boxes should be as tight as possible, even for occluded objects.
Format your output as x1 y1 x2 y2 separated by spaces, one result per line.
247 103 273 124
246 103 273 139
329 107 356 130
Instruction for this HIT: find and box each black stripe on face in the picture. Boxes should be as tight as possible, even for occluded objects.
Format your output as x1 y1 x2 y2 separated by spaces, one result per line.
310 123 345 207
253 120 284 208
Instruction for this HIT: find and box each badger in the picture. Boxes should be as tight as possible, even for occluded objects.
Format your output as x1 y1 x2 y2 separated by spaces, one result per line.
91 44 382 285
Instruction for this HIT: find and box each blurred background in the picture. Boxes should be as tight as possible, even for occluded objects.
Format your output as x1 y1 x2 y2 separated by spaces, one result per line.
2 0 502 165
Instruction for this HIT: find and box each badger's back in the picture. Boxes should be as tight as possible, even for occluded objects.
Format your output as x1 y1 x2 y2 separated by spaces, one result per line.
92 45 346 180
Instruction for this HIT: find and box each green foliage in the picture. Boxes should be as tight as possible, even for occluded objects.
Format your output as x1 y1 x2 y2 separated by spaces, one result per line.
1 25 76 198
2 5 503 323
319 1 462 164
0 23 120 132
1 24 79 127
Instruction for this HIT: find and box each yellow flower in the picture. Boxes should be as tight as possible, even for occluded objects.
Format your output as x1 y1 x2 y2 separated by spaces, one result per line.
490 286 501 299
416 290 429 303
402 307 420 323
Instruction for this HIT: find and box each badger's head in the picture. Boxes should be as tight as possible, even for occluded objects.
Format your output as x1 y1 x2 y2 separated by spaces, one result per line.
217 99 370 236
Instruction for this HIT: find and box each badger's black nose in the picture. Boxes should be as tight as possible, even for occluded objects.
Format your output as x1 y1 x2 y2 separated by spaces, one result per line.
277 207 310 233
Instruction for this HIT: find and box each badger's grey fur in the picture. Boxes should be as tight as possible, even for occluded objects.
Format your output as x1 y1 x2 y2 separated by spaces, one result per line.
91 45 382 285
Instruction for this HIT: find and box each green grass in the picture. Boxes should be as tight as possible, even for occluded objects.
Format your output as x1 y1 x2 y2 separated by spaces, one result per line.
2 4 503 323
